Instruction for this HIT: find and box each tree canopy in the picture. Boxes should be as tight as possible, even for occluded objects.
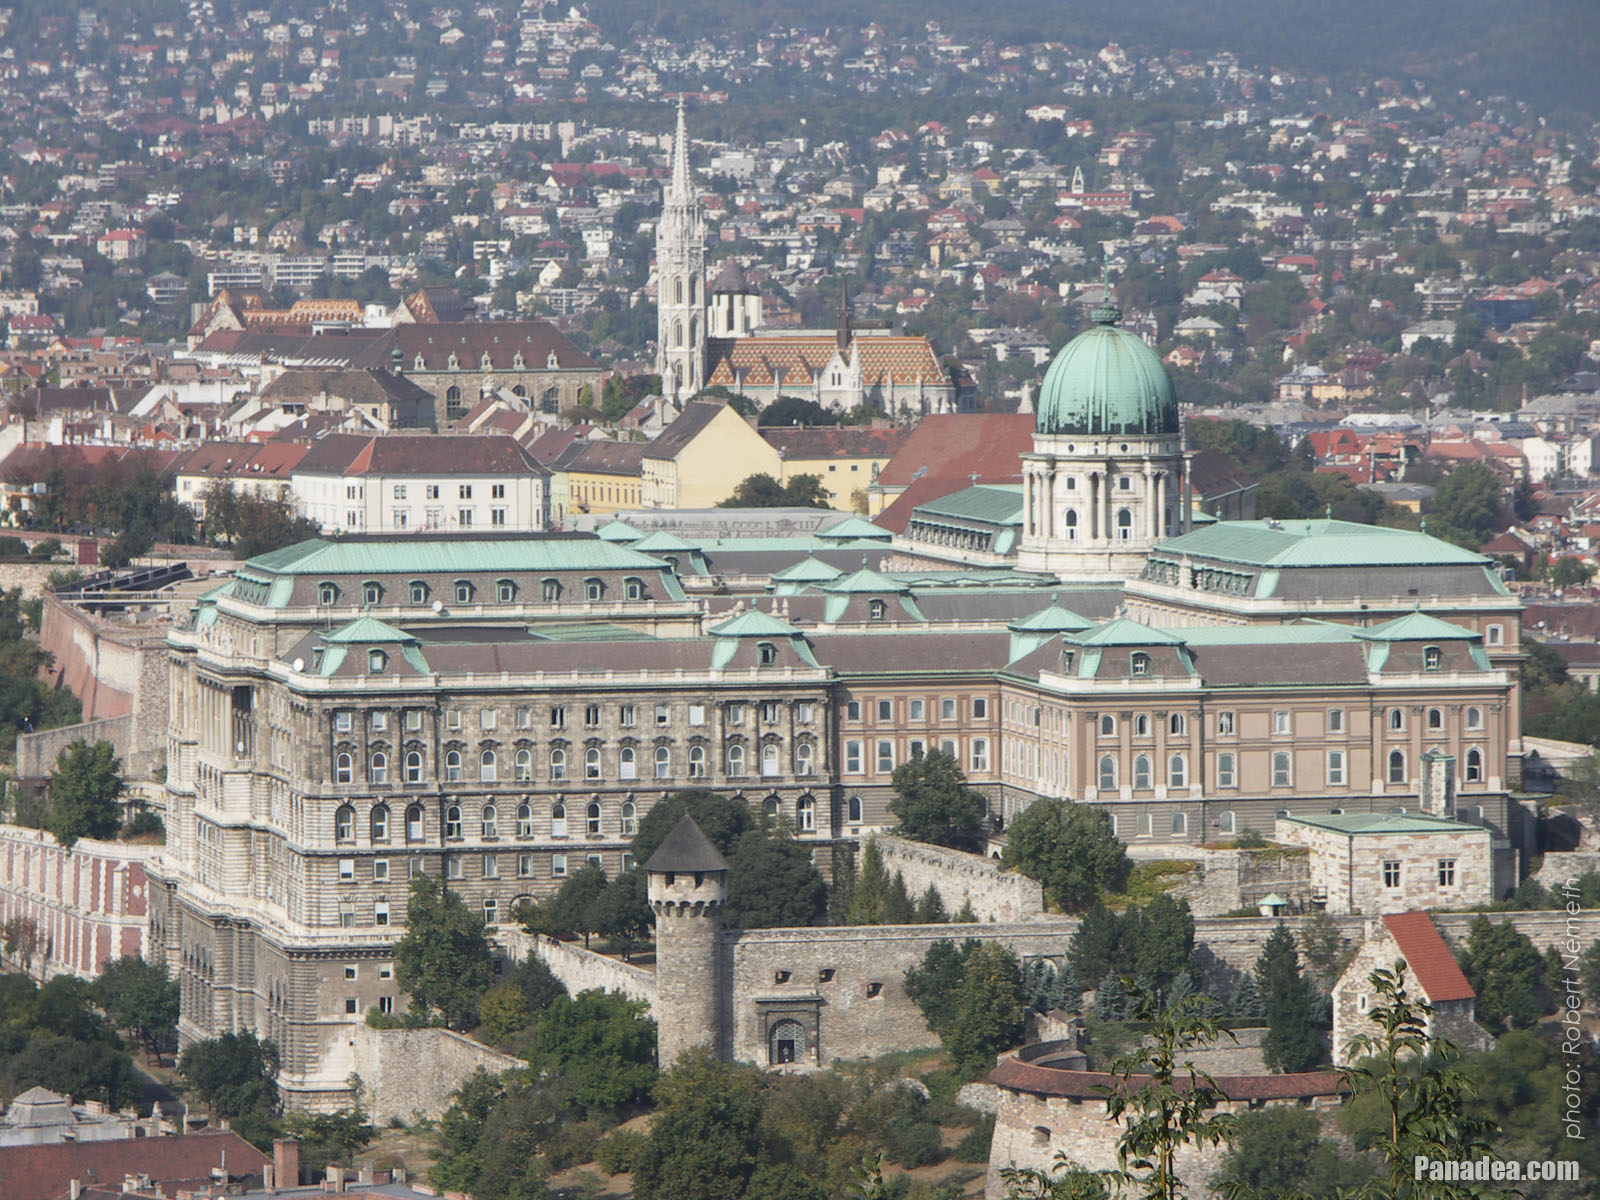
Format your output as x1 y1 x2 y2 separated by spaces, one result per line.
720 472 831 508
94 955 179 1055
1002 798 1131 912
47 739 123 848
393 872 495 1029
888 748 985 851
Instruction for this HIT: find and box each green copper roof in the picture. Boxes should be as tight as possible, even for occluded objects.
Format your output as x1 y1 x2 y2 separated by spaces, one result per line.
1036 307 1178 437
1064 617 1187 648
320 616 418 644
241 536 675 576
1008 599 1095 634
709 608 804 637
825 563 912 594
816 515 893 540
595 519 645 542
770 556 844 582
1152 520 1488 568
629 530 699 552
1280 811 1486 836
914 484 1024 525
1356 611 1482 642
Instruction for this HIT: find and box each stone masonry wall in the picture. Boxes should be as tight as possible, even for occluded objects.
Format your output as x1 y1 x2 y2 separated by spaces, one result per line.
876 836 1045 923
350 1025 522 1126
1165 847 1311 916
15 716 133 780
496 927 658 1008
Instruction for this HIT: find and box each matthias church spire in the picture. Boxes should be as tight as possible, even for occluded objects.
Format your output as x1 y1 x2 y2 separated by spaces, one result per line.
656 98 707 399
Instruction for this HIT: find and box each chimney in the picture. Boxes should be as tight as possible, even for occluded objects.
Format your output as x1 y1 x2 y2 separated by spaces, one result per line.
262 1163 276 1194
70 1182 81 1200
273 1138 301 1189
327 1164 347 1192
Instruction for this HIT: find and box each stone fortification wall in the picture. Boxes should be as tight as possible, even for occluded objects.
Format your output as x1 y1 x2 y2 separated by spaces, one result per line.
722 920 1075 1067
0 561 74 598
15 716 133 780
875 836 1045 923
1166 847 1311 916
351 1025 521 1126
496 928 657 1008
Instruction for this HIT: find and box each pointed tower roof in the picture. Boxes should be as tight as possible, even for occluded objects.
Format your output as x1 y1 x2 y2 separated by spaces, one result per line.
669 96 694 200
645 813 729 873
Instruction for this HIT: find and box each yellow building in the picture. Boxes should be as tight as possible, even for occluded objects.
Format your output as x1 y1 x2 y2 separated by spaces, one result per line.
560 440 647 515
641 400 782 508
760 425 911 508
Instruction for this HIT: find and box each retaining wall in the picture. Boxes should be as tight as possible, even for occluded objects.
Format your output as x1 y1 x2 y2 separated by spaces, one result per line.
876 835 1045 923
495 927 658 1008
350 1025 522 1126
16 716 133 780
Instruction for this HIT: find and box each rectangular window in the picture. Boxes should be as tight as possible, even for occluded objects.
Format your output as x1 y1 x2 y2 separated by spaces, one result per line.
445 855 463 880
909 698 925 721
973 697 988 719
369 710 388 732
585 704 602 727
445 709 461 730
845 740 863 773
656 703 671 726
393 484 407 500
335 710 353 732
492 484 506 499
1272 752 1291 787
1218 810 1236 834
687 704 704 725
847 700 862 721
797 702 814 723
971 738 990 772
726 703 744 725
1383 860 1401 888
876 740 894 772
909 739 925 759
406 709 424 732
345 997 358 1014
515 706 532 729
379 995 393 1014
374 896 389 926
1327 750 1346 786
552 854 567 878
876 699 892 722
373 859 389 882
1437 859 1456 887
550 706 566 729
483 854 499 879
459 484 473 500
426 485 440 500
458 508 473 527
760 701 780 724
393 510 407 529
1273 710 1291 735
1327 708 1345 733
518 853 534 877
339 899 354 928
620 704 637 727
338 858 355 882
491 508 506 526
1217 752 1236 788
481 709 497 730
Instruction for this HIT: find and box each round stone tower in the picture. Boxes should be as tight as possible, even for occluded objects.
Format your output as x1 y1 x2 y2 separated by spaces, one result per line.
645 813 729 1065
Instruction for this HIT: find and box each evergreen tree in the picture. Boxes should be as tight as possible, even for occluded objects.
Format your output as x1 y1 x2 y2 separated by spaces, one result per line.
914 884 948 924
1230 972 1266 1022
723 827 827 929
948 943 1025 1072
827 844 857 925
882 871 916 924
1256 923 1321 1073
47 739 123 848
847 837 893 925
1069 902 1123 987
953 898 978 923
1458 915 1547 1034
904 938 979 1040
1092 973 1128 1021
1124 894 1194 992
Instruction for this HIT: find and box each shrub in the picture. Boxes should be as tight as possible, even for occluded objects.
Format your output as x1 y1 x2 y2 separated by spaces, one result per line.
884 1116 944 1168
595 1128 651 1175
1235 829 1268 849
954 1114 995 1162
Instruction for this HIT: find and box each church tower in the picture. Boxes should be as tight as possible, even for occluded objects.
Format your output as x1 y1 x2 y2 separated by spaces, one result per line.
655 100 707 399
1016 297 1190 578
646 813 727 1064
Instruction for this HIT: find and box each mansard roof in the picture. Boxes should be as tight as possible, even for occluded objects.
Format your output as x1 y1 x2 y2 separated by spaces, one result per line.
1153 519 1489 569
242 535 674 578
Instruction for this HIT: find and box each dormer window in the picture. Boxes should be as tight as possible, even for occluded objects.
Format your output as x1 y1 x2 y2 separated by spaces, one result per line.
496 579 516 603
367 649 386 674
584 578 603 602
513 352 525 369
624 577 645 601
454 580 473 604
541 578 561 602
413 354 425 370
447 352 459 369
757 641 777 666
318 582 338 606
868 598 886 620
547 350 559 368
1423 646 1441 671
1130 652 1149 676
481 352 493 370
408 580 428 605
362 581 382 606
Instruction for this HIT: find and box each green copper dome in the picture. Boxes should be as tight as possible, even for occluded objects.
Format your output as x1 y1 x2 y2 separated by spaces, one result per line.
1035 302 1178 437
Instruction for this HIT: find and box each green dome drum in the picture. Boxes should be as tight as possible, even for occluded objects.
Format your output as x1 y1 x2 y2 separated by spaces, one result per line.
1035 301 1178 437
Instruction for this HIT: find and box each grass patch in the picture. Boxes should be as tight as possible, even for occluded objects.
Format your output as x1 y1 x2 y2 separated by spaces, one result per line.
1102 860 1196 908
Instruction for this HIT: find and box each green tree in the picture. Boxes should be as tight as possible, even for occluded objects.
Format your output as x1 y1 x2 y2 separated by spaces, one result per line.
93 955 179 1055
632 1049 765 1200
1213 1106 1366 1199
520 989 657 1115
888 747 984 851
1457 916 1546 1034
1001 1152 1113 1199
720 472 831 508
628 790 750 865
1427 462 1506 548
595 867 653 959
1002 799 1131 912
1256 923 1322 1073
723 824 827 929
847 836 895 924
279 1110 375 1174
179 1031 281 1122
904 938 981 1040
1123 894 1194 993
477 984 535 1043
914 884 948 923
1104 988 1239 1200
948 942 1026 1072
393 873 494 1029
1069 902 1123 990
1548 557 1596 589
1337 963 1502 1200
47 739 123 848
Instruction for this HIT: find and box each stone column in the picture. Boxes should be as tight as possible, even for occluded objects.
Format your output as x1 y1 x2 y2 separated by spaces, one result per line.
1144 464 1156 540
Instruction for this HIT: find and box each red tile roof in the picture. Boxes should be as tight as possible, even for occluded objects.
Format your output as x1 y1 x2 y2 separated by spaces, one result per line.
871 413 1034 533
0 1130 266 1200
990 1057 1344 1101
1383 911 1475 1002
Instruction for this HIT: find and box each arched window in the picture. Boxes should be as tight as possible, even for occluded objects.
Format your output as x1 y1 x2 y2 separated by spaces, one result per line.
798 796 815 832
405 750 423 783
1134 714 1150 737
689 744 706 778
514 748 532 781
480 749 497 783
764 796 781 820
446 384 461 406
444 750 462 783
335 752 353 784
406 804 424 842
1064 509 1078 540
869 598 886 620
674 278 684 305
370 804 390 842
517 803 533 837
586 802 601 835
1423 646 1441 671
1466 706 1483 730
369 751 388 783
796 742 814 776
1133 755 1152 789
335 804 355 841
1171 812 1187 836
444 805 462 839
584 747 601 780
481 804 498 838
769 1019 805 1065
673 319 684 347
1388 708 1405 731
1116 508 1133 540
454 580 473 604
549 748 566 780
762 743 781 777
1168 753 1187 789
654 745 671 779
551 803 567 838
1099 714 1116 737
1427 708 1444 731
727 744 746 776
1271 751 1291 787
1098 755 1117 790
1169 712 1186 736
621 801 636 835
1465 748 1483 782
1130 652 1149 676
848 795 863 823
620 746 637 780
1388 749 1406 784
496 579 516 603
624 577 645 601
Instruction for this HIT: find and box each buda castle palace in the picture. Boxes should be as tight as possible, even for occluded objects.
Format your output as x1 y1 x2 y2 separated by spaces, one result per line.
146 137 1524 1105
